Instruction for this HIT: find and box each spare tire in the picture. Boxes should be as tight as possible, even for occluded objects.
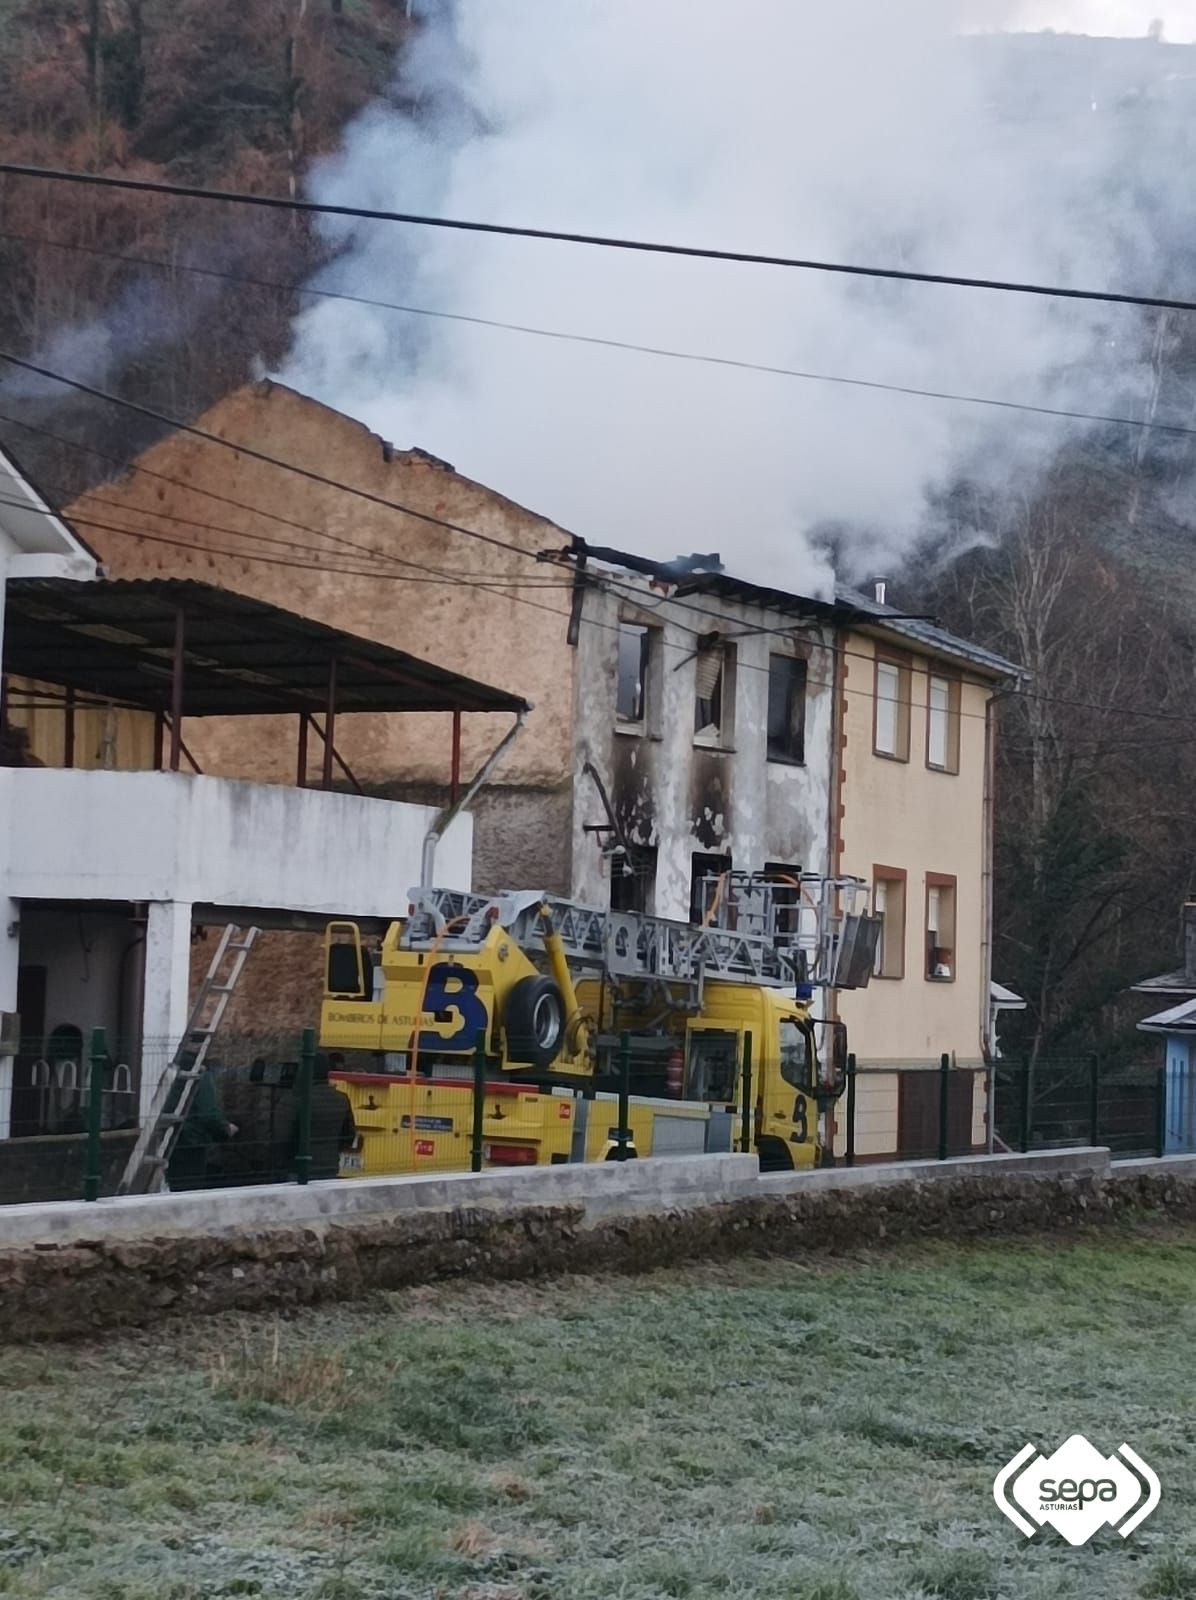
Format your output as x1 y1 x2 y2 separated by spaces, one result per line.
505 975 566 1069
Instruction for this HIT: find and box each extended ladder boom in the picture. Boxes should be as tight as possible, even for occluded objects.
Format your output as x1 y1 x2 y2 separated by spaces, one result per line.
404 872 876 992
406 888 797 987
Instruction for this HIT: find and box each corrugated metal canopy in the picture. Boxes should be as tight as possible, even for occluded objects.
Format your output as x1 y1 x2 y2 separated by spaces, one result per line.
4 578 528 717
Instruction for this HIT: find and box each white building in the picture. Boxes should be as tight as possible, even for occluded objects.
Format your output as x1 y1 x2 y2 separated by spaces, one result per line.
0 446 524 1148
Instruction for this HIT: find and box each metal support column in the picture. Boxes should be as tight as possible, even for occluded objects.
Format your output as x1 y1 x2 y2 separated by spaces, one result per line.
740 1031 753 1156
470 1031 486 1173
845 1053 857 1168
83 1027 106 1201
63 686 75 768
613 1031 632 1161
169 607 185 772
297 713 309 787
937 1052 950 1161
322 659 337 790
295 1026 315 1185
450 709 462 805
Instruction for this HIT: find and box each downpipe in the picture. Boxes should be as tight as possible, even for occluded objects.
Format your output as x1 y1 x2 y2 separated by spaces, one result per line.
420 710 528 888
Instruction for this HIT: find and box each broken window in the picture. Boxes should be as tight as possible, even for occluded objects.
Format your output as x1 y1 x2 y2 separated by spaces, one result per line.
616 624 651 725
766 655 806 764
925 875 957 981
610 843 657 914
690 851 732 925
694 639 736 743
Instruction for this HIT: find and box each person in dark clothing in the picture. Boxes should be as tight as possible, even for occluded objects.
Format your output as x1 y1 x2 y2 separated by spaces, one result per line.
291 1052 356 1180
166 1069 237 1191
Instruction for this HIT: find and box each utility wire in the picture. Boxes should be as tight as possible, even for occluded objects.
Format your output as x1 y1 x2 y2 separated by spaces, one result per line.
0 350 1008 677
5 484 1183 732
5 227 1196 440
0 408 538 584
3 356 1185 725
3 163 1196 314
7 483 1186 731
0 349 538 560
0 488 571 587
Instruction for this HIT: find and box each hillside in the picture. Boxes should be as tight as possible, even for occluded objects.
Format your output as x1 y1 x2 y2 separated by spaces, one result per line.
0 0 411 496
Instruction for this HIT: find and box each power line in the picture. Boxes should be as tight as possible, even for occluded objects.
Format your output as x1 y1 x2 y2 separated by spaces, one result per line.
0 408 539 585
3 163 1196 315
3 357 1182 726
0 348 539 561
0 487 572 588
6 481 1184 732
6 227 1196 441
0 383 1033 702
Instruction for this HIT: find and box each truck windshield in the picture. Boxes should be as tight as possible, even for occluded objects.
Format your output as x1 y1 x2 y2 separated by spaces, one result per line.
779 1019 812 1091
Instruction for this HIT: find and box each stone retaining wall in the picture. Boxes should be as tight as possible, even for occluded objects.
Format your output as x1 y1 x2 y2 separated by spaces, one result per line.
3 1152 1195 1342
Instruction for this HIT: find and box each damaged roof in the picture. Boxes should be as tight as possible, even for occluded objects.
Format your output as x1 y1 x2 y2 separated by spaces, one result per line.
572 540 1022 678
4 578 529 717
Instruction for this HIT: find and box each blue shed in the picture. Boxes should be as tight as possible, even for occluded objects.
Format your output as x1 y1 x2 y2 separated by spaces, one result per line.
1137 999 1196 1154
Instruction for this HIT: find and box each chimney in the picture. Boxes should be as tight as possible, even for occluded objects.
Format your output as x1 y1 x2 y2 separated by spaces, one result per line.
873 578 887 606
1184 903 1196 982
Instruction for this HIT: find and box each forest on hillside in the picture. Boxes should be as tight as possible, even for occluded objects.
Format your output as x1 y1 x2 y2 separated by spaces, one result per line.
1 3 1196 1062
0 0 409 490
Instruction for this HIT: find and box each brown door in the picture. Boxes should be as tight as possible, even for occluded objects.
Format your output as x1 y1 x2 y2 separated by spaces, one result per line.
897 1068 975 1159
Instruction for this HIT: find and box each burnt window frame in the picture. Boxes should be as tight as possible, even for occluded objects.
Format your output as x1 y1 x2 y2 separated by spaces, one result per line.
693 639 737 748
616 623 652 727
766 654 807 766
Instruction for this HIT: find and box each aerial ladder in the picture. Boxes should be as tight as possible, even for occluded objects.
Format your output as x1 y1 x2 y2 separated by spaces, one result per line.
321 872 879 1174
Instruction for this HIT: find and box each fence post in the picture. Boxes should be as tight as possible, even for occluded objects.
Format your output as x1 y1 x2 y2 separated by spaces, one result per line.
470 1030 486 1173
937 1052 951 1161
1156 1062 1168 1159
1019 1054 1033 1153
613 1030 632 1161
740 1031 754 1158
295 1026 314 1186
1088 1054 1100 1148
845 1053 857 1169
83 1027 106 1202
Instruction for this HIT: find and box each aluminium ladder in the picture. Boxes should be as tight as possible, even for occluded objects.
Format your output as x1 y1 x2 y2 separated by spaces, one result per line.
116 923 260 1196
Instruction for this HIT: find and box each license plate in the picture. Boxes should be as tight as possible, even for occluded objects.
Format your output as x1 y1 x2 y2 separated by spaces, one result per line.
339 1153 364 1172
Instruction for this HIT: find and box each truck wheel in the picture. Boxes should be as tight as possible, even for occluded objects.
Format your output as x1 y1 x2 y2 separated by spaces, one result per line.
756 1136 794 1173
505 976 565 1068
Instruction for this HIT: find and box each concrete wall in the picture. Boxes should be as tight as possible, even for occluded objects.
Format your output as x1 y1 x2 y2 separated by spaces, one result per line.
573 576 836 917
836 631 994 1143
64 383 578 843
3 768 471 915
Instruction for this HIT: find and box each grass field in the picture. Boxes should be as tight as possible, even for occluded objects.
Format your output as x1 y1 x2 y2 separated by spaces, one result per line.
1 1225 1195 1599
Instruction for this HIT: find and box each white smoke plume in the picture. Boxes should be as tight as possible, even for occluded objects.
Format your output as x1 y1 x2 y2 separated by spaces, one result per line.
278 1 1196 593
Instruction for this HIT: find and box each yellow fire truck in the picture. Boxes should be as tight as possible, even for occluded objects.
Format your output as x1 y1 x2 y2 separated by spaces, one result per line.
320 874 878 1175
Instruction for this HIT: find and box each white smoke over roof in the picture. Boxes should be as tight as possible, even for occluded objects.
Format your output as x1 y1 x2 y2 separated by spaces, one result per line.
278 1 1196 595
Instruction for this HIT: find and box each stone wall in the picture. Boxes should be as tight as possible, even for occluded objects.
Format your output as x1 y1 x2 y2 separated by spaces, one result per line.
3 1156 1195 1341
